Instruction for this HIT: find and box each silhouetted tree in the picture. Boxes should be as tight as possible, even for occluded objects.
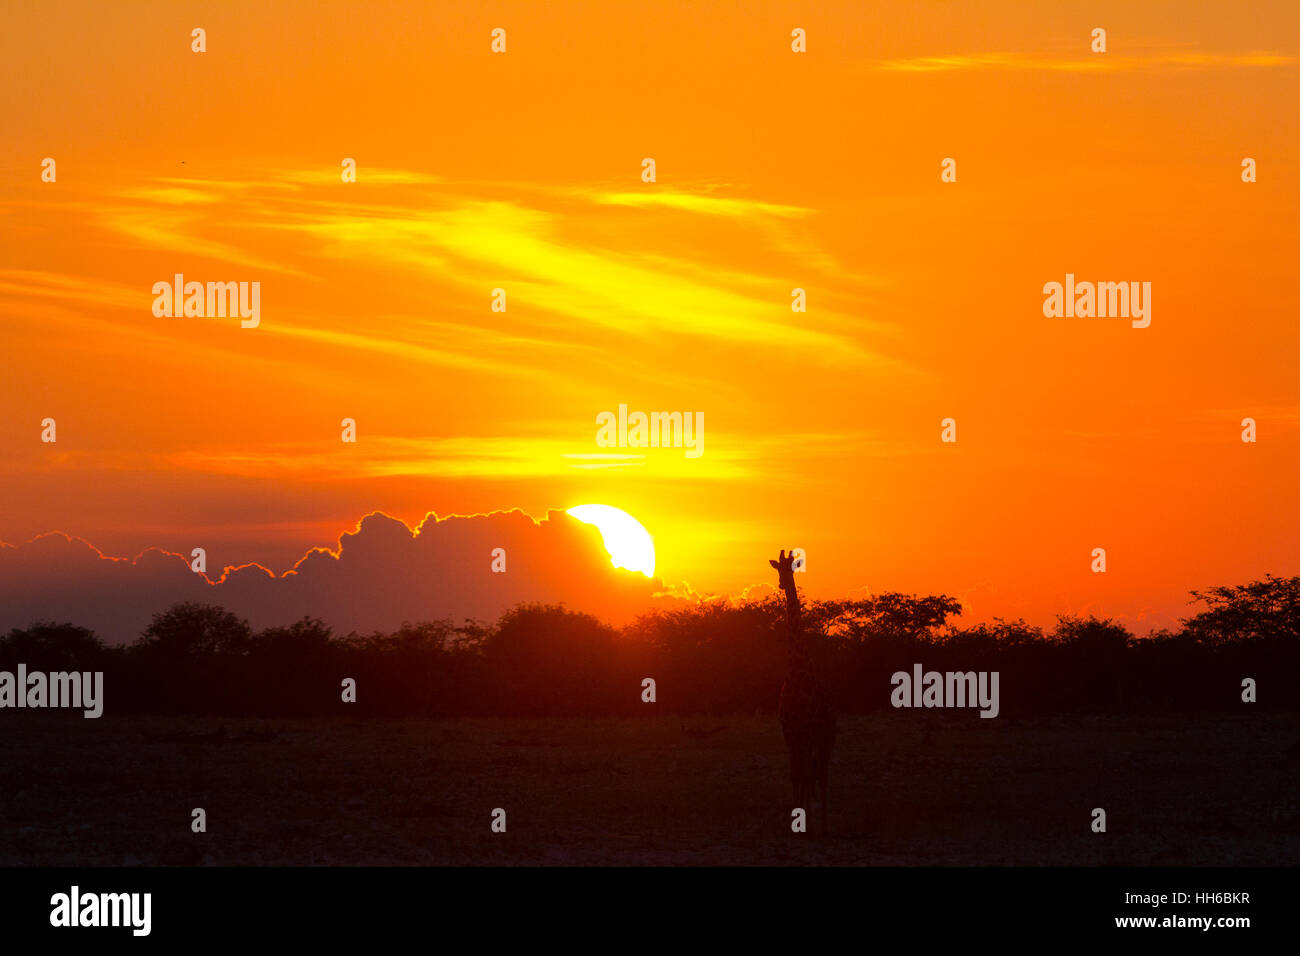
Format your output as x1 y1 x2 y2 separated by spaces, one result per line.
483 604 631 716
0 622 113 670
127 602 253 713
133 602 253 659
247 617 341 715
1184 575 1300 644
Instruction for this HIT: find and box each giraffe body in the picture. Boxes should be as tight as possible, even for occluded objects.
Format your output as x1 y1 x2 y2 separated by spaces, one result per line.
771 549 837 833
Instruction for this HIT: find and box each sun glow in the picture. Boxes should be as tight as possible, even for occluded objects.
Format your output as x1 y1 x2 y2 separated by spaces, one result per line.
566 504 656 577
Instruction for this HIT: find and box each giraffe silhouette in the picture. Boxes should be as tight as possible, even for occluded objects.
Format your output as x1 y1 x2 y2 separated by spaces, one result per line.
771 548 836 834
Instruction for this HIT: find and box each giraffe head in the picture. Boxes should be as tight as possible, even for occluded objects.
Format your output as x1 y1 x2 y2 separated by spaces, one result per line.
769 549 798 592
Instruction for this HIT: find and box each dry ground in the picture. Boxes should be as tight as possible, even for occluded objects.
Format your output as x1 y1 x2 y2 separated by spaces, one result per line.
2 712 1297 865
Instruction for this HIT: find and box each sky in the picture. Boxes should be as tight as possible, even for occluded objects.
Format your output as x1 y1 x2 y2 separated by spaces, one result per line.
1 0 1297 638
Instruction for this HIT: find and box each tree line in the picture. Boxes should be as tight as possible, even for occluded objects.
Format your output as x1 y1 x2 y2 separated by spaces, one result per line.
2 575 1297 716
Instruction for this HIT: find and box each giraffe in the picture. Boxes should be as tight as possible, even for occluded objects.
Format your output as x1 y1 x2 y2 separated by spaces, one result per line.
771 548 836 834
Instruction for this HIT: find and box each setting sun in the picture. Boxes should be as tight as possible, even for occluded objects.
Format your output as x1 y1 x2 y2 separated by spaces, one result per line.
566 505 656 577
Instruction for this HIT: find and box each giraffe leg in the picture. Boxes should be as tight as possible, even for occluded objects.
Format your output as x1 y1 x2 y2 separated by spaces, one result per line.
817 754 830 837
791 752 806 820
787 751 799 826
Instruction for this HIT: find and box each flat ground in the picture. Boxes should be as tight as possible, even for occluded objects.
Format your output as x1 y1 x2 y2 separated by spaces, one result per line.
3 712 1297 865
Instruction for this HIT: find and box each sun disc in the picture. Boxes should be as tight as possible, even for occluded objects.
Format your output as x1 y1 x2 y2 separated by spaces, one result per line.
566 504 655 577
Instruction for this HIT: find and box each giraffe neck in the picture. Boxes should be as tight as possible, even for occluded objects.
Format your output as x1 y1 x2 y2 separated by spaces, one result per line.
782 583 811 678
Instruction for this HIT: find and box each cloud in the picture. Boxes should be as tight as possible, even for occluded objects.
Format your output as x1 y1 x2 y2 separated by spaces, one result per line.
873 51 1295 73
592 191 809 219
0 269 142 312
1 428 933 484
47 170 894 367
158 434 749 481
116 186 222 205
277 168 447 187
282 197 876 360
0 510 667 644
96 205 307 276
260 321 565 382
5 170 906 395
151 428 928 483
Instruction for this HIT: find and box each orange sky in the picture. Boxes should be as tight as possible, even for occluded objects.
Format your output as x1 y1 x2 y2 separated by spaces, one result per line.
2 0 1297 633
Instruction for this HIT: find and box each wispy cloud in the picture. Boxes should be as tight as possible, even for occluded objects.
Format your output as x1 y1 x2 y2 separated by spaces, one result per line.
283 198 884 362
0 269 142 311
97 205 309 276
278 168 446 186
874 50 1295 73
9 169 901 370
262 321 556 380
116 186 222 205
150 427 939 484
160 434 751 481
593 190 809 219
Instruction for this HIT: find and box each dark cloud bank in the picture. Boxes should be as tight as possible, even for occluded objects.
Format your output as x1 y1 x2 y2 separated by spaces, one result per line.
0 510 664 644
